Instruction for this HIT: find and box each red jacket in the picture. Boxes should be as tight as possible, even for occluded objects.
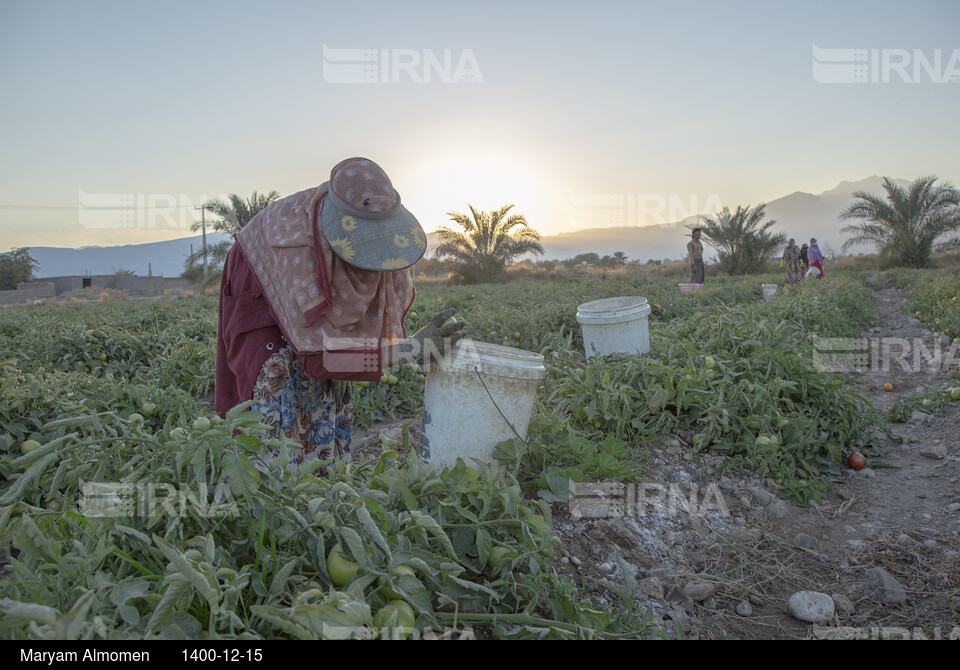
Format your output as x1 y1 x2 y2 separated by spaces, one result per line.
214 243 386 417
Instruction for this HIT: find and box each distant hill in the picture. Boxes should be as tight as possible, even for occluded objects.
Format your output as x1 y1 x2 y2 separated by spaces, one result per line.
532 175 914 262
32 233 232 278
28 177 921 276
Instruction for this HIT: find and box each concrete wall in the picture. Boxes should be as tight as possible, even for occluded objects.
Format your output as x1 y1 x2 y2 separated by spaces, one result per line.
43 275 193 296
0 282 56 305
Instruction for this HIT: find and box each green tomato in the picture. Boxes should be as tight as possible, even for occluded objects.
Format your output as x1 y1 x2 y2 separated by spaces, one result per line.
169 427 186 440
141 402 157 417
326 543 359 586
382 564 418 599
373 600 416 638
20 439 43 454
193 417 211 431
951 387 960 401
704 356 716 369
128 413 145 424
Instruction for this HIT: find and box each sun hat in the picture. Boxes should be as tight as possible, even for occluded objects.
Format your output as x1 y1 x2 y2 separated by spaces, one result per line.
319 157 427 271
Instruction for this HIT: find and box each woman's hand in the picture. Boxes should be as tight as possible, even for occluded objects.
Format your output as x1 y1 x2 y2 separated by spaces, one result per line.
394 308 467 366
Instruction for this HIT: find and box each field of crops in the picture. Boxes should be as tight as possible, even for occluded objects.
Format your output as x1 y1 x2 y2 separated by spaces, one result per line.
0 272 910 639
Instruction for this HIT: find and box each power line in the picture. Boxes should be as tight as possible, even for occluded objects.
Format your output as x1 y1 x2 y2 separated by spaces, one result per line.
0 204 203 211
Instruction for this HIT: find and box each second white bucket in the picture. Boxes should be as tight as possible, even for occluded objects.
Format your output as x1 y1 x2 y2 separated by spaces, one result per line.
419 340 545 469
762 283 778 300
576 296 652 358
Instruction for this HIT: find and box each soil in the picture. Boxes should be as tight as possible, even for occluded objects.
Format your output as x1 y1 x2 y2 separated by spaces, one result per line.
352 278 960 639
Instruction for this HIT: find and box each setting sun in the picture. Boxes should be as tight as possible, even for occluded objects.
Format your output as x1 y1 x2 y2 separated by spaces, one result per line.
402 152 557 235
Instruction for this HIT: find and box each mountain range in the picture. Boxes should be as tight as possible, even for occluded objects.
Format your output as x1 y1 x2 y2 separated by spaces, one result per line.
29 176 909 277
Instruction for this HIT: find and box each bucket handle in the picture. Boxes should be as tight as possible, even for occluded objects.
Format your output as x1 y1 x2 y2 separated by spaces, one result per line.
473 366 530 445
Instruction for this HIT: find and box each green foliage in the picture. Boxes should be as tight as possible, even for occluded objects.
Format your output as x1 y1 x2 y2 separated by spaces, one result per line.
0 248 39 291
184 191 280 285
697 204 785 275
434 204 544 283
840 176 960 268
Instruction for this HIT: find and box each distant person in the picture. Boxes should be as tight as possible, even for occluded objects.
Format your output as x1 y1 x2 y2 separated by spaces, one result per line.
799 243 810 274
687 228 705 284
781 238 802 286
806 238 824 279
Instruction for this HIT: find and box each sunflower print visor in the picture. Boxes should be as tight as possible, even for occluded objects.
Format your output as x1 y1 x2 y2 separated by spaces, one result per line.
319 158 427 271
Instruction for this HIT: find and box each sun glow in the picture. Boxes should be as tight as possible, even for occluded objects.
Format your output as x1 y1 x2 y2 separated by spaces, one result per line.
401 152 556 237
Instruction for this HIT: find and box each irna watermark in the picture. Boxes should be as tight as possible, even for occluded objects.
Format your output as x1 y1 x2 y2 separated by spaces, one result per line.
322 45 483 84
568 191 723 229
568 481 729 520
812 44 960 84
79 482 239 518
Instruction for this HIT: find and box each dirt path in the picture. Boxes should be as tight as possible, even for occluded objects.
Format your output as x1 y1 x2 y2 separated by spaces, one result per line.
352 281 959 639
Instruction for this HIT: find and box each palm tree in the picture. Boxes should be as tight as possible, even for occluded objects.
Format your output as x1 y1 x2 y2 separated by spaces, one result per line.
840 176 960 268
434 204 544 283
695 204 785 275
612 251 628 267
184 191 280 285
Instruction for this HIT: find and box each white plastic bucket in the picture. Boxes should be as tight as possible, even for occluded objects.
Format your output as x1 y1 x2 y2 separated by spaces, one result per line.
576 296 652 358
420 340 545 469
678 283 703 293
762 284 778 300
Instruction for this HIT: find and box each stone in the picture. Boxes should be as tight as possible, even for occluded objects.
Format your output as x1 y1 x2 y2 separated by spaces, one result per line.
793 533 815 549
860 467 876 478
569 556 581 567
638 577 664 600
948 503 960 514
736 600 753 617
767 500 788 520
665 584 694 613
920 444 948 459
831 593 855 614
923 539 938 549
896 533 914 546
864 567 906 604
787 591 835 623
683 580 717 602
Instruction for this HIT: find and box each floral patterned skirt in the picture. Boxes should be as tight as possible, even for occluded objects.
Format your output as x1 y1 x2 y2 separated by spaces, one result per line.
250 346 352 472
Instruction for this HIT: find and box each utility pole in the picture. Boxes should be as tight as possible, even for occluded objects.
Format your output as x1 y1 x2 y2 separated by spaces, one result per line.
194 205 208 284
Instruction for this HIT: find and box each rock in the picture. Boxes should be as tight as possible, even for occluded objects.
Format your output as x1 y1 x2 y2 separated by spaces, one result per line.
947 503 960 514
569 556 581 567
793 533 815 549
683 580 717 602
923 539 938 549
896 533 915 546
751 488 773 506
939 334 952 346
767 500 788 520
665 584 695 613
787 591 835 623
832 593 855 614
587 529 605 542
920 444 948 459
638 577 664 600
860 467 876 478
736 600 753 617
864 567 906 604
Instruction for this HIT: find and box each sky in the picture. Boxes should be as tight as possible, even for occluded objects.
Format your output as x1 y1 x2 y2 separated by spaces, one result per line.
1 0 958 249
